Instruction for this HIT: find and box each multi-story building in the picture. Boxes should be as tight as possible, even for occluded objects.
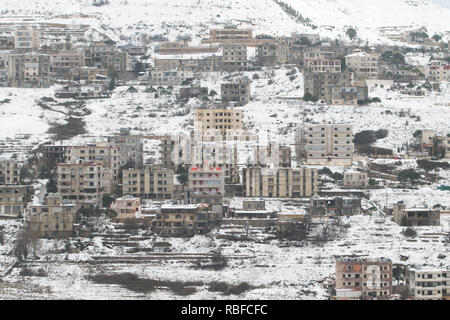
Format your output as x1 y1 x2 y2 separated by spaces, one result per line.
49 50 85 78
107 128 144 169
70 66 108 82
147 68 194 85
335 257 393 300
188 166 225 205
7 52 51 88
345 50 379 80
86 41 129 72
208 26 253 42
304 58 341 73
110 195 142 219
64 145 120 183
407 266 450 300
29 193 77 238
309 196 362 216
194 107 243 136
14 28 40 51
56 162 109 208
242 167 318 198
221 77 251 106
296 124 354 166
156 204 212 236
303 70 352 102
0 185 33 218
329 85 369 105
256 40 289 67
220 43 247 71
0 36 15 50
342 171 368 188
393 202 440 226
122 165 173 200
0 159 22 185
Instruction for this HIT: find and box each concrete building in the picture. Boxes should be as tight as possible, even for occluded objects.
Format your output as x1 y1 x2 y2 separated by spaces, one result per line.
29 193 77 238
122 165 174 200
407 266 450 300
188 166 225 205
304 58 341 73
57 162 109 208
345 49 379 80
107 128 144 169
147 68 194 85
156 204 211 236
86 41 129 72
220 43 247 71
329 85 369 105
110 195 142 219
0 185 33 218
303 70 352 102
49 50 85 78
335 257 393 300
208 26 253 42
296 124 354 166
221 77 251 106
393 202 440 226
342 171 368 188
242 167 319 198
7 52 51 88
0 159 22 185
256 40 289 67
0 36 15 50
64 145 120 183
14 28 40 51
70 66 108 82
194 107 243 136
309 196 362 216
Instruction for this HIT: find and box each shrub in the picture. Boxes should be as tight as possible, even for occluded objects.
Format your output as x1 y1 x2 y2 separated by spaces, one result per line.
402 227 417 238
303 92 318 102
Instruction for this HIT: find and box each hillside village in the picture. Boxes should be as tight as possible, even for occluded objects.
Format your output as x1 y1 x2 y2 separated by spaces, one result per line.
0 0 450 300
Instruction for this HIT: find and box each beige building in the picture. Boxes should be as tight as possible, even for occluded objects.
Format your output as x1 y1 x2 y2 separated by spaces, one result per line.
0 159 22 185
0 185 33 218
296 124 354 166
208 26 253 42
70 66 108 82
110 195 142 219
29 193 77 238
393 202 440 226
343 171 368 188
335 257 393 300
8 52 51 88
305 58 341 73
14 28 40 51
242 167 318 198
194 107 243 136
156 204 211 236
220 43 247 71
57 162 110 208
49 50 85 78
147 68 194 85
122 165 174 200
407 266 450 300
221 77 251 106
65 145 120 183
345 50 379 80
256 40 289 67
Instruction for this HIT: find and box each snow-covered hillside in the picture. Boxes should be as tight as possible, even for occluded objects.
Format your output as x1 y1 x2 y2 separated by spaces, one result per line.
0 0 449 45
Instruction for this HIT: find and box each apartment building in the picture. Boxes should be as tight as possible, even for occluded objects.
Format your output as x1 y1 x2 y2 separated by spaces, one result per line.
188 166 225 205
14 28 40 51
155 204 211 236
242 167 319 198
194 107 243 136
147 68 194 85
209 26 253 42
345 50 379 80
220 44 247 71
57 162 109 208
335 257 393 300
0 185 33 218
29 193 77 238
303 71 352 102
7 52 51 88
0 36 15 50
407 266 450 300
256 40 289 67
64 145 120 183
252 144 291 168
0 159 22 185
86 41 129 72
329 85 369 105
393 202 440 226
309 196 362 216
296 124 354 166
70 66 108 82
221 77 251 106
122 165 173 200
49 49 85 78
427 60 450 82
304 58 341 73
107 128 144 169
342 171 368 188
110 195 142 219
